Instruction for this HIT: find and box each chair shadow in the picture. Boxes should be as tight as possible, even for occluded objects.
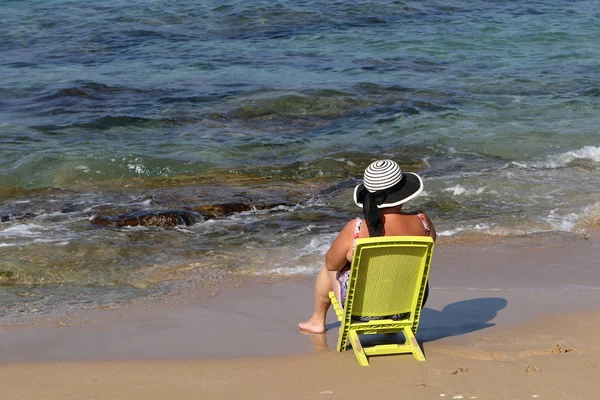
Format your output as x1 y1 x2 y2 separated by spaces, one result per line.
307 297 508 350
325 321 341 331
418 297 508 342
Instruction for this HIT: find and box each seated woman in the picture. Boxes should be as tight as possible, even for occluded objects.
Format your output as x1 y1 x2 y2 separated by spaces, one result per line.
299 159 436 334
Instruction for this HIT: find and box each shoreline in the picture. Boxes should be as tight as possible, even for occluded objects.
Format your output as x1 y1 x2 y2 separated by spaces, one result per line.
2 230 599 330
2 280 600 364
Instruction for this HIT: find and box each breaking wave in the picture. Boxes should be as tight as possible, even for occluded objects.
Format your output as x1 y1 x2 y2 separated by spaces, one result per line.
513 146 600 170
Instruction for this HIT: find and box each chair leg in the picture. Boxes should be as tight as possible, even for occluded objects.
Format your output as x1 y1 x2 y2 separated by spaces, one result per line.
403 327 426 361
328 291 344 320
348 330 369 366
337 325 349 352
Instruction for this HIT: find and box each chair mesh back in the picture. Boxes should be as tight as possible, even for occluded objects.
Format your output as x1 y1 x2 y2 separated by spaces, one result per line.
350 243 428 317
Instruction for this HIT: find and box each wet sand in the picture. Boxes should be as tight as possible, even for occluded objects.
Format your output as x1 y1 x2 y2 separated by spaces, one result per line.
1 235 599 399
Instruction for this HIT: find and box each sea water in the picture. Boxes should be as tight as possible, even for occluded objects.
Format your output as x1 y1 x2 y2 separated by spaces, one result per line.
1 0 599 320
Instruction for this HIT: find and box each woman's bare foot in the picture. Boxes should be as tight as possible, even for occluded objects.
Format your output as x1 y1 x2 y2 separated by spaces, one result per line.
298 317 326 334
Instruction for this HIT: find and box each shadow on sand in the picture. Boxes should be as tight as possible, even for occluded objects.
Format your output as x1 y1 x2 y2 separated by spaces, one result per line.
306 297 508 351
418 297 508 342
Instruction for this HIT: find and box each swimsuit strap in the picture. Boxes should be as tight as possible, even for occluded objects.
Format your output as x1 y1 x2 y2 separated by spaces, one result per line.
352 218 362 252
417 213 431 236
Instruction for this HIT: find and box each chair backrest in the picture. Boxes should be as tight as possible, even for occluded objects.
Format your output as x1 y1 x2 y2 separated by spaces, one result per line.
344 236 434 323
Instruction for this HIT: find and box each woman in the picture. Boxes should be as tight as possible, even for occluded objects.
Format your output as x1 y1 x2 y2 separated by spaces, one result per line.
299 159 436 334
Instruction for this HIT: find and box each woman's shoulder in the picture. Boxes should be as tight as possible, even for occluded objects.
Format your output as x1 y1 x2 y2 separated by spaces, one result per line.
339 217 362 233
408 210 436 240
402 209 434 222
403 209 427 216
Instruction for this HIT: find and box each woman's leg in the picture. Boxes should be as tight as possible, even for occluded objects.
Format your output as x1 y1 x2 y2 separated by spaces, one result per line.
298 265 339 333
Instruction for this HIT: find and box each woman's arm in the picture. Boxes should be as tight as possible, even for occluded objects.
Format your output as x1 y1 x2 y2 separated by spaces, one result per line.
421 212 437 242
324 219 357 272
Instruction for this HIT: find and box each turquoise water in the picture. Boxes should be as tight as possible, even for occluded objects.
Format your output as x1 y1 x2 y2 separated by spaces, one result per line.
1 0 599 320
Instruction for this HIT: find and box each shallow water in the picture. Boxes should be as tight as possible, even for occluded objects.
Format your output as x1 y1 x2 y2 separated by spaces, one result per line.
1 0 599 320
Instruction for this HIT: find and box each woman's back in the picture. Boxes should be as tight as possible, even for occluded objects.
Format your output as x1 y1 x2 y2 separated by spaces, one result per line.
348 210 435 263
362 210 434 238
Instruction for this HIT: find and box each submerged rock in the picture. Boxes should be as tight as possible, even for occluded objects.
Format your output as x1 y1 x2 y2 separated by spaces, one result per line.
0 269 15 283
90 202 292 228
1 212 37 223
229 93 369 121
90 209 202 228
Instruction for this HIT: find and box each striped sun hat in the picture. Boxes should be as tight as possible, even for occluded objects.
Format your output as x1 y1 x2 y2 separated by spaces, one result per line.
353 160 423 208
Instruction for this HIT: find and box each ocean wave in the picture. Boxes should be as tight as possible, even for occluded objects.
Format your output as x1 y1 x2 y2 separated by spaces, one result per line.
582 87 600 97
438 201 600 238
543 210 580 232
438 223 492 237
73 115 177 130
259 264 319 276
300 234 336 255
0 223 48 238
442 185 488 196
513 146 600 170
38 81 150 100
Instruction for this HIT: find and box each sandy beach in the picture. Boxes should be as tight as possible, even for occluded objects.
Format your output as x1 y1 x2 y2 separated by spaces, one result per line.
1 234 599 400
2 311 599 400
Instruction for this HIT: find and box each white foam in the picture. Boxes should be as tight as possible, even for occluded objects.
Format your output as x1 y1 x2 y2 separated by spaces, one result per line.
300 234 336 255
296 224 318 233
515 145 600 169
121 225 151 231
251 234 334 276
127 162 147 175
271 204 298 212
558 145 600 163
438 223 492 236
75 165 90 173
543 209 580 232
0 223 47 238
262 264 319 276
33 238 68 244
442 185 486 196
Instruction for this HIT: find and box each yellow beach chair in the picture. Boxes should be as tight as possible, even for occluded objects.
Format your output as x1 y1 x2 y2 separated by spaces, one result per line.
328 236 434 366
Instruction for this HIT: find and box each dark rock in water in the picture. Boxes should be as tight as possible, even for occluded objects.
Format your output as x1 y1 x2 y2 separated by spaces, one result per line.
90 202 292 228
0 270 16 284
1 212 37 223
61 203 88 213
0 270 15 281
90 209 202 228
230 106 276 120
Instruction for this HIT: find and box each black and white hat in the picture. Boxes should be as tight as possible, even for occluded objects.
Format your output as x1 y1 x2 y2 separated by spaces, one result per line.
353 160 424 208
